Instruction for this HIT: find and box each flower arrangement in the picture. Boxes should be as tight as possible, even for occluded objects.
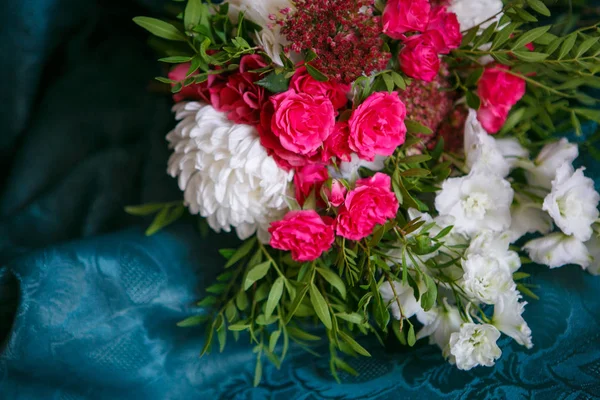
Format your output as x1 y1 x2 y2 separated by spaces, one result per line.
131 0 600 383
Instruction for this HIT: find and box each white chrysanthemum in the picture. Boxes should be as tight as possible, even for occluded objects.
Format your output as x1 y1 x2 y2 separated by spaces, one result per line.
467 230 521 272
167 102 293 242
524 138 579 190
507 193 553 243
379 280 424 320
449 323 502 370
435 172 514 237
329 154 386 183
448 0 503 31
416 299 463 359
523 232 591 269
227 0 294 66
493 292 533 349
543 163 600 242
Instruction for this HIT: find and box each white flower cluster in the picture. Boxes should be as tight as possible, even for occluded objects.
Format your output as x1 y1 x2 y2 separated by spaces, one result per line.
380 109 599 371
167 102 293 243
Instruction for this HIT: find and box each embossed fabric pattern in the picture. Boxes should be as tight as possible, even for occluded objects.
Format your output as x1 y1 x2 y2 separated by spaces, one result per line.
0 1 599 399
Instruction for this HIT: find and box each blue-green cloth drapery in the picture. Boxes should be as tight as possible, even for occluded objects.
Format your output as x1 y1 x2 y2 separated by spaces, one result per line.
1 0 599 398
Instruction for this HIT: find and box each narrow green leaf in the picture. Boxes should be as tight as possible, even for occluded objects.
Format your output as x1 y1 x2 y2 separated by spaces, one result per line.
177 315 207 327
287 326 321 341
269 330 281 352
133 17 186 41
513 51 549 62
235 290 249 310
125 203 171 216
558 33 577 60
473 22 498 49
225 237 257 268
309 284 332 330
158 56 193 63
466 91 481 110
253 355 262 387
511 26 551 50
492 22 519 50
145 205 185 236
227 323 250 331
405 120 433 135
391 71 406 90
285 284 309 322
570 111 582 136
184 0 202 29
398 154 432 164
200 324 215 356
513 272 531 281
338 331 371 357
256 72 290 93
265 277 284 319
305 63 329 82
517 283 540 300
336 312 365 325
316 267 347 300
420 275 437 312
576 37 600 58
382 73 394 93
197 296 217 307
407 324 416 346
217 322 227 352
400 168 431 177
243 261 271 290
526 0 551 16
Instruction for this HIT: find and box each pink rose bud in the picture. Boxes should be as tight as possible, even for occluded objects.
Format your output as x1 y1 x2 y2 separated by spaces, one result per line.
348 92 407 161
383 0 431 39
293 164 329 207
269 210 336 262
325 180 348 207
290 67 351 110
336 173 399 241
322 121 353 163
399 33 441 82
270 90 336 155
477 66 526 134
425 6 462 54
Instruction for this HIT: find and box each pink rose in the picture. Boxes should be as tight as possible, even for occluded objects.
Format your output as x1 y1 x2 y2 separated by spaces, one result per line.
336 173 399 241
325 180 348 207
383 0 431 39
348 92 407 161
257 103 323 171
290 67 350 110
269 210 335 261
399 33 441 82
294 164 329 207
323 121 353 163
209 55 268 126
477 66 526 134
270 90 336 155
168 63 222 103
425 7 462 54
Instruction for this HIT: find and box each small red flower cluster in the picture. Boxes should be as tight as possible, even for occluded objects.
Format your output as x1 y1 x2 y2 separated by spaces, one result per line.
383 0 462 82
281 0 391 84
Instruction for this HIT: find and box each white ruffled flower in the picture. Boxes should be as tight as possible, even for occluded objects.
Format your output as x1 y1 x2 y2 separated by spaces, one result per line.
435 172 514 237
329 154 386 183
464 109 528 178
167 102 293 242
542 163 600 242
227 0 293 66
449 323 502 370
461 254 516 304
416 299 463 358
379 280 423 320
524 138 579 190
523 232 591 269
467 230 521 273
507 193 553 243
493 292 533 349
448 0 503 31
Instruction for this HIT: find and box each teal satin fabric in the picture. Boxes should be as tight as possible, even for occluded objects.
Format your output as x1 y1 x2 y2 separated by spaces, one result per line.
1 0 600 398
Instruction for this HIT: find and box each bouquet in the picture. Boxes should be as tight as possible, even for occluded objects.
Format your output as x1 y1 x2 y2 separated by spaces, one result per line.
132 0 600 383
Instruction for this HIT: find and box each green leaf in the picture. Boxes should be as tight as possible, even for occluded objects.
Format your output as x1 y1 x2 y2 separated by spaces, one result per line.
517 283 539 300
225 237 257 268
545 36 564 56
338 331 371 357
256 72 290 93
305 63 329 82
316 267 347 300
133 17 186 41
256 314 278 325
570 111 582 136
573 108 600 124
206 283 227 294
511 25 551 50
473 22 498 49
184 0 202 29
197 296 217 307
287 326 321 341
217 321 227 352
400 168 430 177
243 261 271 290
265 277 284 319
382 73 394 93
269 331 281 352
177 315 207 327
305 49 318 62
526 0 551 16
420 275 437 312
466 91 481 110
433 225 454 240
158 56 194 63
492 22 519 50
461 27 478 47
513 272 531 281
407 324 416 346
405 120 433 135
227 323 250 331
391 71 406 90
125 203 172 216
253 355 262 387
235 290 249 310
309 284 332 330
465 67 484 88
398 154 432 164
200 324 215 356
285 284 309 322
576 37 600 57
558 33 577 60
145 205 185 236
336 312 365 325
513 51 549 62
